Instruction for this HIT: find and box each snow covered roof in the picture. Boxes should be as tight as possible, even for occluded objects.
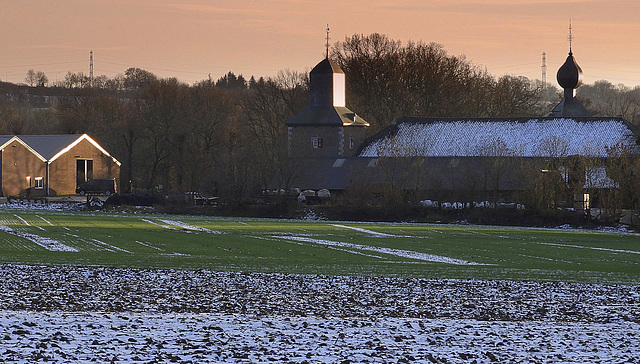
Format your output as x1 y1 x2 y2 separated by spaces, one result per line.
360 117 640 158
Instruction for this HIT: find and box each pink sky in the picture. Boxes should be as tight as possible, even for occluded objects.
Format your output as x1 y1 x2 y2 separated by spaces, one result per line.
2 0 639 87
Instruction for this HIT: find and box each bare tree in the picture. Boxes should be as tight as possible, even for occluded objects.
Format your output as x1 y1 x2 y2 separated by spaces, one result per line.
241 70 308 193
486 75 543 117
25 69 48 87
579 80 640 125
331 34 516 132
124 68 158 91
62 72 90 88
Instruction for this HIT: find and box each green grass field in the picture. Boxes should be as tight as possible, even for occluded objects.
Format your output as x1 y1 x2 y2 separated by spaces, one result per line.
0 208 638 284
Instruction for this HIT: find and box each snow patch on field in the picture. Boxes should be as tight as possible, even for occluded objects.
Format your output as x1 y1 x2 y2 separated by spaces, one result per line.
143 218 224 234
0 226 77 252
541 241 640 255
280 235 485 265
13 214 45 231
13 214 30 226
36 215 54 226
159 219 224 234
135 240 163 251
87 238 132 253
333 223 401 237
142 218 176 230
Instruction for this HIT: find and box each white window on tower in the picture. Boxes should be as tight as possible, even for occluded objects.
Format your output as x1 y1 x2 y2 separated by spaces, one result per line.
333 73 346 107
35 177 44 189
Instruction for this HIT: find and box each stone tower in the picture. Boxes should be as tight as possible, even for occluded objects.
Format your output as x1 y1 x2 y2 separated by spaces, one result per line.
285 58 369 157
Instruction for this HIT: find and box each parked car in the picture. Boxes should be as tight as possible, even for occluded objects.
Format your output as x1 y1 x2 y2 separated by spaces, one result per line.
76 179 117 196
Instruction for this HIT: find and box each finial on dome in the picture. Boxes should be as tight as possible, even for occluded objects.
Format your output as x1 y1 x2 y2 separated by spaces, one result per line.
557 20 583 96
325 24 331 59
568 18 573 55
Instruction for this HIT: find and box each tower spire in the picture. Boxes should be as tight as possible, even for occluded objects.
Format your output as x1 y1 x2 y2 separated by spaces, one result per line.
568 18 573 55
325 24 330 59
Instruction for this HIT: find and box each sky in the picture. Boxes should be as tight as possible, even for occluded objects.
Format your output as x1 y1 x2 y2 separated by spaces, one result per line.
2 0 639 87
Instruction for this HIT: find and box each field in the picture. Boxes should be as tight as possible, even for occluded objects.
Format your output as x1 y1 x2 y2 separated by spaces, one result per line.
1 204 639 362
0 206 638 284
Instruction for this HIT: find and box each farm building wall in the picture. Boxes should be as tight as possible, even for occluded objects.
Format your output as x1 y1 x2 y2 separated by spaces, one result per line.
48 138 120 196
1 141 46 197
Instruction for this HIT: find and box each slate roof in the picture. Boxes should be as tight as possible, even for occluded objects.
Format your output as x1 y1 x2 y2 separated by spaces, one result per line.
16 134 86 160
548 96 592 117
360 117 640 158
285 106 368 126
0 136 13 146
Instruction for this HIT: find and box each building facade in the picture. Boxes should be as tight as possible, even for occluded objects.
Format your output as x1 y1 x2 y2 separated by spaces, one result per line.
0 134 120 197
283 49 640 211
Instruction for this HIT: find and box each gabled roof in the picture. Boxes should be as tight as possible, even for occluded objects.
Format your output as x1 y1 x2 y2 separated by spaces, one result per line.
360 117 640 158
0 134 121 165
17 134 86 161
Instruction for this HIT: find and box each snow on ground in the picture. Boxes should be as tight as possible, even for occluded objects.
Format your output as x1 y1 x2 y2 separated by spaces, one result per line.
0 226 78 252
540 241 640 255
332 224 399 237
1 264 639 363
142 218 225 234
2 311 637 363
280 235 484 265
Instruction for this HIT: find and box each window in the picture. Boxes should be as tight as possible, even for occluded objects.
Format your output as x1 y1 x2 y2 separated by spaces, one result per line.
349 138 354 150
312 137 323 149
35 177 44 189
583 193 590 211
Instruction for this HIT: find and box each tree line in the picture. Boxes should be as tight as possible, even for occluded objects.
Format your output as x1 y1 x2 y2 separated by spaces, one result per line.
1 33 639 209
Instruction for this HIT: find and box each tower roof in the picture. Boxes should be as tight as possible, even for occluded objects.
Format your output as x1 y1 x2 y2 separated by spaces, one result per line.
549 21 591 118
285 57 368 127
310 58 344 75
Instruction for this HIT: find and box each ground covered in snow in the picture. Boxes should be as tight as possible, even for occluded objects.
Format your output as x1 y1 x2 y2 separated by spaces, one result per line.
1 264 639 363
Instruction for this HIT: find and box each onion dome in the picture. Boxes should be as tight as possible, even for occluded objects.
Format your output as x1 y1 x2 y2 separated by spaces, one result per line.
556 51 583 90
548 49 591 117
